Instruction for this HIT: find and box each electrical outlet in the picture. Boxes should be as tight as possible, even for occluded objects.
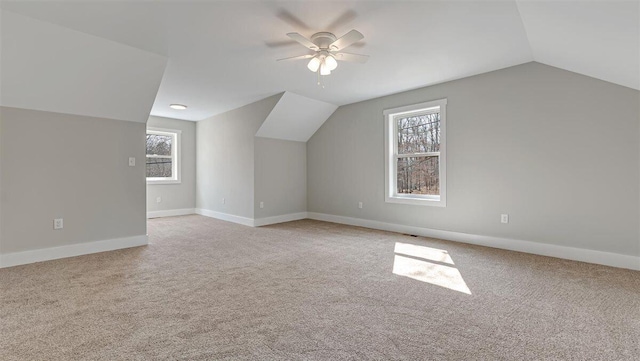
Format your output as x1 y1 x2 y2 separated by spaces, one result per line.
222 198 225 204
54 218 64 230
358 202 363 209
128 157 136 166
156 196 162 203
501 214 509 224
259 201 264 209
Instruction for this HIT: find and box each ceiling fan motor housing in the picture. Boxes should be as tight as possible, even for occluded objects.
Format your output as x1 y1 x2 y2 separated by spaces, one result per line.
310 32 338 50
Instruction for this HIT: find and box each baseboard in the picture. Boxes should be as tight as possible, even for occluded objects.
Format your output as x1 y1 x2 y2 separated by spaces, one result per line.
307 212 640 271
253 212 308 227
147 208 195 219
195 208 255 227
195 209 308 227
0 234 148 269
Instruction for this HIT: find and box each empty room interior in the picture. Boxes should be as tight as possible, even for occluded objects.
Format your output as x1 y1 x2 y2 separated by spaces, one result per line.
1 1 639 360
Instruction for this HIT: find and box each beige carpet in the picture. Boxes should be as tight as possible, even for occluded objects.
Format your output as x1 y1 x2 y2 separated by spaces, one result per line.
1 215 639 360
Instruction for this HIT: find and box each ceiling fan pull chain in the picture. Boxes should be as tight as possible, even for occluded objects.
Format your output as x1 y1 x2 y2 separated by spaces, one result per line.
317 71 325 88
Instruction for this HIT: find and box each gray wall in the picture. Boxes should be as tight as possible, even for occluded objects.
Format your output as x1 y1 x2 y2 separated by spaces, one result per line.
254 137 307 219
0 107 146 254
146 116 196 214
0 113 3 247
307 62 640 256
196 94 281 218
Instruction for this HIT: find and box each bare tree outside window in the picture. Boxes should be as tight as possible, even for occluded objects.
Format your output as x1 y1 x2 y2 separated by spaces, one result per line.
146 133 173 178
396 112 440 195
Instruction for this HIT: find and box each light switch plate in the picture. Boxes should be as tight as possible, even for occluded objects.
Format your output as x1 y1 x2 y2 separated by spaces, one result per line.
128 157 136 166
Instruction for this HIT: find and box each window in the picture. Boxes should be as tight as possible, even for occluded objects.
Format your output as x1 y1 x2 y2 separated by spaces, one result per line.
146 128 181 184
384 99 447 206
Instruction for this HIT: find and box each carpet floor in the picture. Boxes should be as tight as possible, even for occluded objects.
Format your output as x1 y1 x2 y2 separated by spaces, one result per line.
1 215 639 360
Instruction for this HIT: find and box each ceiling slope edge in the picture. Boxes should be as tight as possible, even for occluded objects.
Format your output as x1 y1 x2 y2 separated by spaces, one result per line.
516 0 639 91
0 9 168 123
256 92 338 143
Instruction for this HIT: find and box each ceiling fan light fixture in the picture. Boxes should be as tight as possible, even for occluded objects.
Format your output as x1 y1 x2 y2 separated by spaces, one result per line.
325 55 338 71
320 61 331 76
307 56 321 72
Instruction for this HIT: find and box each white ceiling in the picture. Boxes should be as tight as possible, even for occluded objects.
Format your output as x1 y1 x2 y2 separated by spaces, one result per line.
0 9 167 123
517 1 639 91
0 1 637 122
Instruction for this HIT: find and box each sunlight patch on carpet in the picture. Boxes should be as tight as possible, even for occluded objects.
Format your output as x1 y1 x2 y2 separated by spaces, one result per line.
394 242 455 265
393 243 471 294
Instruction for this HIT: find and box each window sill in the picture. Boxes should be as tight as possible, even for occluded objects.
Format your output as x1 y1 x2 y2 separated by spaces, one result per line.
385 195 446 207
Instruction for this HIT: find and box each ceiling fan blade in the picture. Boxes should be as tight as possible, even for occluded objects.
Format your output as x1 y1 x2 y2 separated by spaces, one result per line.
329 29 364 51
277 9 311 31
277 54 315 61
334 52 369 64
326 10 357 32
265 39 298 48
286 33 318 50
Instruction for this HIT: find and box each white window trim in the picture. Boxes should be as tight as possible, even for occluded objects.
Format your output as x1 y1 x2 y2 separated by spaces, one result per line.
146 127 181 185
384 98 447 207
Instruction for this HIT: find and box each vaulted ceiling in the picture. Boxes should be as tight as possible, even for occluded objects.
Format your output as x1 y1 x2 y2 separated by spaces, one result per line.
1 1 638 122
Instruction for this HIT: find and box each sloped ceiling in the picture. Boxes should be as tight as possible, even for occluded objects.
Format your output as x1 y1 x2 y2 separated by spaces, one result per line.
0 1 637 123
256 92 338 142
517 1 639 90
0 9 167 123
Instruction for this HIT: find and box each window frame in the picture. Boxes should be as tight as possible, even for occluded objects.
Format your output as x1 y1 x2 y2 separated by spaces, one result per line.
146 127 181 185
384 99 447 207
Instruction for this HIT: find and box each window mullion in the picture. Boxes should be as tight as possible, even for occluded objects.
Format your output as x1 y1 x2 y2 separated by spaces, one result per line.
396 152 440 158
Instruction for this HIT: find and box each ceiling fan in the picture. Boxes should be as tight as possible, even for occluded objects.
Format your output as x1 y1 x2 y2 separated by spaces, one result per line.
277 30 369 79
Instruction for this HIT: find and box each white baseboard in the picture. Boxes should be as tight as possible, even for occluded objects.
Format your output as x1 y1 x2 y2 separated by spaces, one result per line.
307 212 640 271
194 209 308 227
195 208 255 227
254 212 308 227
147 208 195 219
0 234 148 269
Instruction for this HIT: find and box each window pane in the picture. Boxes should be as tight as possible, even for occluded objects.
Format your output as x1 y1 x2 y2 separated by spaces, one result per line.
146 157 172 178
146 134 172 156
397 112 440 154
396 156 439 195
